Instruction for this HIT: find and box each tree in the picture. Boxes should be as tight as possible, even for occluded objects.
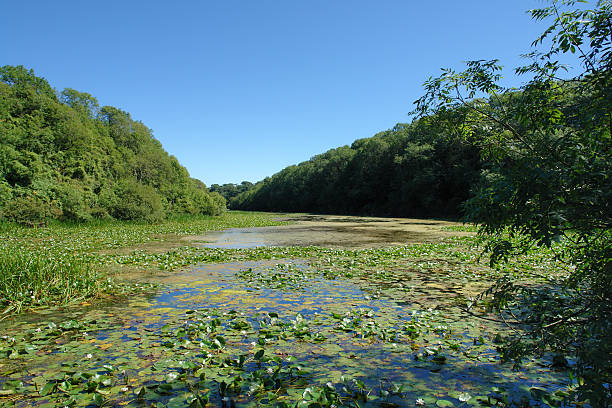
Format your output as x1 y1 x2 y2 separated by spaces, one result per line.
60 88 99 119
102 179 164 222
412 0 611 403
0 65 225 222
0 65 56 100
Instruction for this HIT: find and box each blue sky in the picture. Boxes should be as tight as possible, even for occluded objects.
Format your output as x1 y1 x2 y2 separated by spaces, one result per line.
2 1 576 185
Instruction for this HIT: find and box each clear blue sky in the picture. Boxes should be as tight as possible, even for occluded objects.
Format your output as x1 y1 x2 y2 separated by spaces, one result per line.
2 1 574 186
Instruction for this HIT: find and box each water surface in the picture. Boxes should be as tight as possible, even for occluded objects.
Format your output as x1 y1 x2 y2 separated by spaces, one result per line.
0 216 568 407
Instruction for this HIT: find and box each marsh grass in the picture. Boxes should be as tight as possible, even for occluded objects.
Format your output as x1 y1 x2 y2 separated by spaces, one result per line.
0 211 287 315
0 248 100 315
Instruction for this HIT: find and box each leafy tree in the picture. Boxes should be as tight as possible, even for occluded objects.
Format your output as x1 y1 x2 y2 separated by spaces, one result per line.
412 0 611 402
231 125 480 218
0 65 224 223
54 181 93 222
207 191 226 216
0 65 56 100
60 88 99 119
210 181 255 205
102 179 164 222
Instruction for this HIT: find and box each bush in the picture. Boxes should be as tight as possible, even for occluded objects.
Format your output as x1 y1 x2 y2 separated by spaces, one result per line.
1 195 61 225
54 182 92 222
209 192 226 216
103 180 164 222
187 188 226 216
89 206 112 220
0 181 12 208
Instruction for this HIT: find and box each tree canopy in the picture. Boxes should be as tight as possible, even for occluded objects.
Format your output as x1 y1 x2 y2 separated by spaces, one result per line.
210 181 254 202
411 0 610 403
0 65 225 223
230 120 481 219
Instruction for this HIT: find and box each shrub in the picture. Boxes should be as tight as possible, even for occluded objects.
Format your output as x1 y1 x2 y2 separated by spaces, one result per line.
1 195 61 225
209 192 226 216
104 180 164 222
54 182 92 222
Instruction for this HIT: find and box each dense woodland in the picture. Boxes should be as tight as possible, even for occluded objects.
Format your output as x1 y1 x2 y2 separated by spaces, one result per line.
228 119 481 218
0 65 225 223
227 79 603 221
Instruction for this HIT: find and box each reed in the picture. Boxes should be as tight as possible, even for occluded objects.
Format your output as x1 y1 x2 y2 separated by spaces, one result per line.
0 248 99 315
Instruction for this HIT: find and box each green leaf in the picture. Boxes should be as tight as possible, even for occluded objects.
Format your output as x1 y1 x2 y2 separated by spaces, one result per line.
40 382 56 396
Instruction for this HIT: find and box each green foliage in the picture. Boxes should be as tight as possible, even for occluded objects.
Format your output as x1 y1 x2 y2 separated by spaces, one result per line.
412 0 611 403
0 65 56 100
210 181 254 204
0 64 225 222
59 88 99 118
0 247 99 314
232 129 480 218
0 181 11 207
104 179 165 222
54 181 93 222
1 195 61 225
208 191 227 215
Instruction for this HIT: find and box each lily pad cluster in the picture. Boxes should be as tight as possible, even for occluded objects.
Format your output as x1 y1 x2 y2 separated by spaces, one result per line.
1 269 570 407
0 214 577 407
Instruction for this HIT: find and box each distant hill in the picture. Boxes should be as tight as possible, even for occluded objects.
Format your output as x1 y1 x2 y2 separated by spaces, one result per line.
0 65 225 223
230 117 482 218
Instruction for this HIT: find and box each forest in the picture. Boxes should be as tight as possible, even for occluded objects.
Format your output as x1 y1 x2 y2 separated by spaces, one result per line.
210 181 254 203
228 120 481 218
0 65 226 224
226 78 604 221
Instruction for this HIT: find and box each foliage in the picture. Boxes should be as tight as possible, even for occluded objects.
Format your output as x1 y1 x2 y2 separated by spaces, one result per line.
210 181 254 204
0 65 225 223
1 195 61 225
0 211 286 315
412 0 611 403
0 215 575 407
0 247 99 314
103 179 165 222
232 128 481 218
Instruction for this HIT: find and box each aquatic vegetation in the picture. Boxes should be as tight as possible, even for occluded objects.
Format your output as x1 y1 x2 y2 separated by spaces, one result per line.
0 295 571 407
0 248 102 315
0 212 287 315
0 214 578 407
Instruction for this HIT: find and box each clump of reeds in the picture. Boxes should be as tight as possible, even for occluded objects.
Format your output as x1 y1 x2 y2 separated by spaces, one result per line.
0 248 100 315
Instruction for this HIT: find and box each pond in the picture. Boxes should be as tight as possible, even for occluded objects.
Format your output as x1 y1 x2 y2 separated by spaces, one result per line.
0 215 570 407
195 214 468 249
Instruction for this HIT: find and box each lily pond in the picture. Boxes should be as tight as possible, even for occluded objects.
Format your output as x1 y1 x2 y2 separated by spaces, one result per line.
0 214 572 407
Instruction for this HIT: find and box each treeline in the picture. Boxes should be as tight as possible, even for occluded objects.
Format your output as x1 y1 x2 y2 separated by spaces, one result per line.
227 80 596 220
0 65 225 224
229 115 482 218
210 181 253 202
